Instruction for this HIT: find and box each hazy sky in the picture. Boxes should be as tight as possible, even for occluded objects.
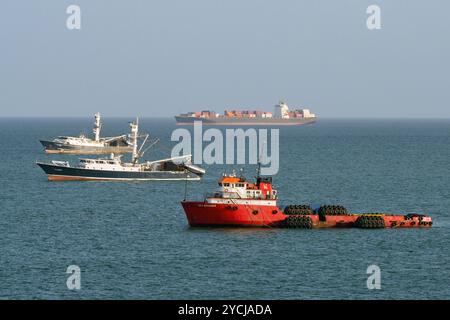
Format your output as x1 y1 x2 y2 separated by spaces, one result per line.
1 1 449 118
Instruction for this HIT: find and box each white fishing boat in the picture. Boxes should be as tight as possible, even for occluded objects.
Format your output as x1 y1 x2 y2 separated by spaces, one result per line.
39 113 133 154
37 119 205 181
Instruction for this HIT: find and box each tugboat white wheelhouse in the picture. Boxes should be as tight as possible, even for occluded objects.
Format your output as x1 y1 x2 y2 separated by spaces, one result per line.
36 119 206 181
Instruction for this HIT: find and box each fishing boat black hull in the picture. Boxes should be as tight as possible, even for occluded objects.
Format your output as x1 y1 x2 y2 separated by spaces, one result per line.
40 140 133 155
36 162 202 181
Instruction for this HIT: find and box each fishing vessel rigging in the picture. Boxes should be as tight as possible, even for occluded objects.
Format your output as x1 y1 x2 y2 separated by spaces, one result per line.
37 119 205 181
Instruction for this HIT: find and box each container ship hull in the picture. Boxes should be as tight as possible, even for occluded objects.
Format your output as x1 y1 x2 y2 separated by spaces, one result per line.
37 162 201 181
40 140 133 155
175 116 316 126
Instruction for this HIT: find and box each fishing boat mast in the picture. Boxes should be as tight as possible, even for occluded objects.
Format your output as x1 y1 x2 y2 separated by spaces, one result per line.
93 112 102 142
130 118 139 164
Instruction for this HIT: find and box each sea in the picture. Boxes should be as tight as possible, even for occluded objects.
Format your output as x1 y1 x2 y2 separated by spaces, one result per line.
0 118 449 299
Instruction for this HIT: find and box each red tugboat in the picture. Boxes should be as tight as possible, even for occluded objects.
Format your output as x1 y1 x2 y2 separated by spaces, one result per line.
181 172 433 229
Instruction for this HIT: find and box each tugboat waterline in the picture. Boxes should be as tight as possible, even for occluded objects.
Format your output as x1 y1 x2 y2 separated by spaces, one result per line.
36 119 206 181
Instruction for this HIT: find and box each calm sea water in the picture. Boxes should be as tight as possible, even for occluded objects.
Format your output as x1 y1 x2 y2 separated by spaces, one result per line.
0 118 449 299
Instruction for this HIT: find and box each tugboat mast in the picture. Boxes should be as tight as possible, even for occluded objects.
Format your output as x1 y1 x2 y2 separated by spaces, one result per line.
256 139 266 180
256 160 261 179
93 112 102 142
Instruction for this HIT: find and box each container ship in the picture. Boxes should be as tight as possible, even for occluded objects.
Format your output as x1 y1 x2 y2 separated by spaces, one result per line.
175 101 316 125
39 113 133 154
181 171 432 229
37 119 205 181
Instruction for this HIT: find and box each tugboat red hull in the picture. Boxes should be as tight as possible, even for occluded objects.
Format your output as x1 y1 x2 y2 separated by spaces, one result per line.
181 201 285 227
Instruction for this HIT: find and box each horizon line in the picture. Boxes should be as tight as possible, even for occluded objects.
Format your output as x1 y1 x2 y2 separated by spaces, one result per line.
0 116 449 120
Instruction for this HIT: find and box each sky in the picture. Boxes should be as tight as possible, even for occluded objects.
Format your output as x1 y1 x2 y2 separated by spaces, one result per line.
0 0 449 118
